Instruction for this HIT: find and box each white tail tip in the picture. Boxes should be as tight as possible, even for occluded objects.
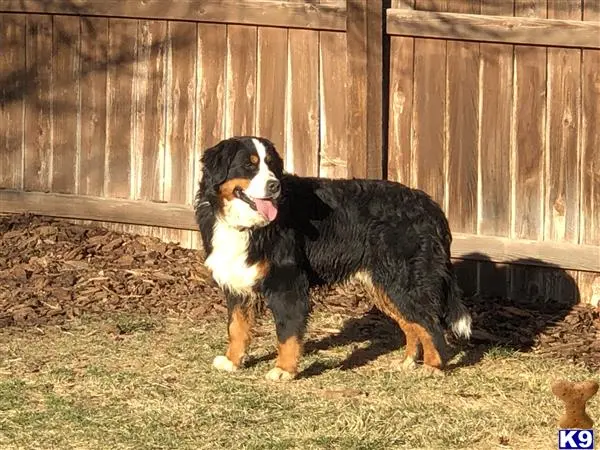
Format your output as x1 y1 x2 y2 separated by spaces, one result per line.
452 314 472 339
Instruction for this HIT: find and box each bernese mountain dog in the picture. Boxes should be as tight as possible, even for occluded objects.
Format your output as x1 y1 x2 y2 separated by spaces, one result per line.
194 136 472 381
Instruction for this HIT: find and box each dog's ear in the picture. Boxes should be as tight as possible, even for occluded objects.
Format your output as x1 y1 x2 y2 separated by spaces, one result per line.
200 138 239 189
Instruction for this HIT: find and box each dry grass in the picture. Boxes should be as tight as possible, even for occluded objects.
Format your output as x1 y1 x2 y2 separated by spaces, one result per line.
0 311 598 450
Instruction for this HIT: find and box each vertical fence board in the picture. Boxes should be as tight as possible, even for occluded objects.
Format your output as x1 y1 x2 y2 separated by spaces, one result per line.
288 28 319 176
412 0 447 207
80 17 107 197
346 0 383 180
510 0 547 301
105 18 136 199
446 0 479 235
196 24 226 154
164 22 196 248
545 3 582 243
445 0 480 297
365 0 383 180
226 25 257 137
387 0 414 185
477 1 514 298
319 31 347 179
346 0 368 179
544 0 582 303
51 15 80 194
580 0 600 305
24 15 52 192
167 22 196 205
134 20 167 201
256 27 287 154
0 14 25 189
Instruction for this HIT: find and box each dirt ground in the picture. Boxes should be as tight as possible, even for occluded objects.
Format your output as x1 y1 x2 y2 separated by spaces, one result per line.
1 213 599 370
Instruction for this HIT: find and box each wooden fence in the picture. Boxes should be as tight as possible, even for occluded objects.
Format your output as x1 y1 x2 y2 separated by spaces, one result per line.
1 0 599 305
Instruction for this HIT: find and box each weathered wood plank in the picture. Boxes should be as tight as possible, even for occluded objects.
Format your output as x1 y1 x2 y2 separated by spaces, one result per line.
580 0 600 306
387 0 414 185
161 21 197 249
134 20 167 201
256 27 287 156
0 0 347 32
166 21 196 205
446 0 479 234
319 31 347 179
196 24 226 171
24 15 52 192
0 14 25 190
105 18 136 199
445 0 479 296
346 0 384 180
545 1 581 243
345 0 368 179
288 28 319 176
79 17 108 197
543 0 582 304
412 0 447 207
510 0 547 301
452 233 600 274
387 9 600 49
3 189 599 273
225 25 257 137
365 0 383 180
51 15 80 194
477 0 515 299
0 189 197 230
479 43 512 236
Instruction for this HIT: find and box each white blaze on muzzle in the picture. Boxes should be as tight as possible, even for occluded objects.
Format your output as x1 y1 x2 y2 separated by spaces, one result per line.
243 138 279 222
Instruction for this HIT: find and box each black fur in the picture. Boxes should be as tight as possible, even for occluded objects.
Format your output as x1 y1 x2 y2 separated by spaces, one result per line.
195 136 471 373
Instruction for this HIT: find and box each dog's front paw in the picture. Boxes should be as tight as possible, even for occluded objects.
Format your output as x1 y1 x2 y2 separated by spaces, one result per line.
401 355 418 370
420 365 445 378
213 355 238 372
265 367 296 382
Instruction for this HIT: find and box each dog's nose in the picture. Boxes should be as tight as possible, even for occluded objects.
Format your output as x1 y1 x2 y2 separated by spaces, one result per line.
266 179 280 196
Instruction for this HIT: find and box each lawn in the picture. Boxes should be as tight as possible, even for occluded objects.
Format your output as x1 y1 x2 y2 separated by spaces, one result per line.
1 311 597 450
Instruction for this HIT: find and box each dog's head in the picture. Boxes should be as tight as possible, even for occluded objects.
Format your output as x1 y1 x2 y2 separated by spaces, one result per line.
198 136 285 229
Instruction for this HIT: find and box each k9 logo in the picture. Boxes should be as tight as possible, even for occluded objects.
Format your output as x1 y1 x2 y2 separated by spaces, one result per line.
558 429 595 450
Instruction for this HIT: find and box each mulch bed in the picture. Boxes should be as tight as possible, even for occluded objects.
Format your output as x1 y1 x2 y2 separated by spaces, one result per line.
1 214 599 370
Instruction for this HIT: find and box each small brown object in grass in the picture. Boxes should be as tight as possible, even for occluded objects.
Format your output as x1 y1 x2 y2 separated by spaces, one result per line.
551 379 598 429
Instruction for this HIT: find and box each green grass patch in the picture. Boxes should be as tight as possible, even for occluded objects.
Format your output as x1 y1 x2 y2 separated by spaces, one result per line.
0 313 597 449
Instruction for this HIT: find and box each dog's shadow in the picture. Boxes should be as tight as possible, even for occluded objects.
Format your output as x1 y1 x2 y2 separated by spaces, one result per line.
246 307 405 378
247 254 580 378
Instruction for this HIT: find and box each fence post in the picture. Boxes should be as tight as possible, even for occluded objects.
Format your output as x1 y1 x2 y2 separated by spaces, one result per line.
346 0 384 180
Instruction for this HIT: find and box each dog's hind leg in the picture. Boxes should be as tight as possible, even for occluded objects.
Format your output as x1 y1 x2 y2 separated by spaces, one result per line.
356 271 446 376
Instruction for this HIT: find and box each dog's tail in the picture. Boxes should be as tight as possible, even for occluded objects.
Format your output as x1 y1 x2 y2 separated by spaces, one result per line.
444 269 472 339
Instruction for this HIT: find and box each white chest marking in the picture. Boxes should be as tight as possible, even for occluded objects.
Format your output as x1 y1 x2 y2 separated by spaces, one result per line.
205 220 260 295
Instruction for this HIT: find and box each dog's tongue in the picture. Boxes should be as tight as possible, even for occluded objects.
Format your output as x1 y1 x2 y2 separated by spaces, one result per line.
254 198 278 222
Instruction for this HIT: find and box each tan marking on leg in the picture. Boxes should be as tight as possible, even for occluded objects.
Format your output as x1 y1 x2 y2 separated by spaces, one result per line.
225 307 254 368
219 178 251 201
355 271 422 365
412 323 444 376
276 335 302 374
265 336 301 382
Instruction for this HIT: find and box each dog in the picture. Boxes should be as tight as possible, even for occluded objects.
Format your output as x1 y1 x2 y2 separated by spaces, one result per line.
194 136 472 381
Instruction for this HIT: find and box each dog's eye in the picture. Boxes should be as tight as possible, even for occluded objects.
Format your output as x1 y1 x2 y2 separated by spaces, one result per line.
245 162 256 170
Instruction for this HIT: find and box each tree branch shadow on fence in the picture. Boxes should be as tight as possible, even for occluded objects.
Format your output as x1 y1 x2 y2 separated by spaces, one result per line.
0 6 195 171
247 254 579 378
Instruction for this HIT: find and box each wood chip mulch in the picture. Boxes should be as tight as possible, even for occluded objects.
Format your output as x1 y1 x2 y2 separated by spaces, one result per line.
1 213 598 370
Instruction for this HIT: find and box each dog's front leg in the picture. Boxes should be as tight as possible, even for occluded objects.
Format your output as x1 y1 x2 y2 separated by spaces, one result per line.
213 292 254 372
263 268 310 381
